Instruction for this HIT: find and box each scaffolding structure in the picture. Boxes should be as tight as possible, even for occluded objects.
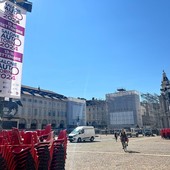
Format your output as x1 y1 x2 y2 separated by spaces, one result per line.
140 93 161 128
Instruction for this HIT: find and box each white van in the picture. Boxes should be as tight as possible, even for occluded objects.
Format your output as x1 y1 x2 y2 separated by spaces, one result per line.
68 126 95 142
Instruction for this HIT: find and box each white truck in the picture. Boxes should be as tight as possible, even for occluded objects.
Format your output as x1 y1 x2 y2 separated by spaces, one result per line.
68 126 95 142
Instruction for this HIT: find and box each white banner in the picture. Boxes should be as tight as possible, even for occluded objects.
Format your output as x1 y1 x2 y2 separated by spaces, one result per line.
0 0 26 98
110 111 134 125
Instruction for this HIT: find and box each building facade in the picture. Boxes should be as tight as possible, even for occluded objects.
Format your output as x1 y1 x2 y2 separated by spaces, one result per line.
17 85 67 129
86 98 107 128
106 89 142 129
160 71 170 128
67 97 86 129
141 101 161 129
1 81 165 130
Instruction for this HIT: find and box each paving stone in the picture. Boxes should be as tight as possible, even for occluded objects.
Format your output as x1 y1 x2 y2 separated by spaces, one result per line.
65 135 170 170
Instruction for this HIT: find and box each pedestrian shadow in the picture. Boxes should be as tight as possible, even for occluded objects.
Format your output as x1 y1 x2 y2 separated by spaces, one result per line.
126 150 140 154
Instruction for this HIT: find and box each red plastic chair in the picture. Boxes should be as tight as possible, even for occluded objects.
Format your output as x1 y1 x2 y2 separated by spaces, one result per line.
58 130 67 156
44 124 52 135
11 128 23 145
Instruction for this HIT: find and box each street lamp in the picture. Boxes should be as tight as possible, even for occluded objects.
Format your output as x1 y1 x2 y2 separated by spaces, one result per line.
77 115 79 126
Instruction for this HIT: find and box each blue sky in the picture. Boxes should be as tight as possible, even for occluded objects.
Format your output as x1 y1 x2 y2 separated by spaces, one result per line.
22 0 170 100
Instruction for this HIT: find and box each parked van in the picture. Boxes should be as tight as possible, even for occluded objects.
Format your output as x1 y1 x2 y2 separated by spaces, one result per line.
68 126 95 142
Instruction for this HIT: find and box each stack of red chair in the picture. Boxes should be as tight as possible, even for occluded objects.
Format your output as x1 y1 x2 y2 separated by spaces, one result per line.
160 128 170 139
0 124 68 170
49 129 68 170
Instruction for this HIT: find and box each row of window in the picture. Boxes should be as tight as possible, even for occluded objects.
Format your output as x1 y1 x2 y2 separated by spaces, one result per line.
25 119 64 124
88 107 104 111
19 108 66 117
22 97 65 107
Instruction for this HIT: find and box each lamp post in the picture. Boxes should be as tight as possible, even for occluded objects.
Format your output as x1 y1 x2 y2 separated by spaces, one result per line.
77 115 79 126
0 98 4 130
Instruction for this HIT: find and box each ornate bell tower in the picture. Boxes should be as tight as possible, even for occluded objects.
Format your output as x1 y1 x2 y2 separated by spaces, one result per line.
160 71 170 128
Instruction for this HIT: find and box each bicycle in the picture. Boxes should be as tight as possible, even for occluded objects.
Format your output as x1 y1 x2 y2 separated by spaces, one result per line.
122 140 128 152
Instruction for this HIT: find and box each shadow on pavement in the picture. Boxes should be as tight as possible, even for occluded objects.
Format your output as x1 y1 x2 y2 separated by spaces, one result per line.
126 150 141 153
69 141 101 144
80 141 101 143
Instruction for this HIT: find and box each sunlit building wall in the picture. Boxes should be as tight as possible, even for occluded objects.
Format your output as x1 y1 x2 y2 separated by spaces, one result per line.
86 98 107 128
17 85 67 129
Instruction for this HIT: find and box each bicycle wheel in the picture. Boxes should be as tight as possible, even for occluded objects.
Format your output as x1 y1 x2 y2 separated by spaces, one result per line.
123 142 127 152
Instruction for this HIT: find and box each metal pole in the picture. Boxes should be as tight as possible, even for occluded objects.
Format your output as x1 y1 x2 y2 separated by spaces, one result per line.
0 97 4 130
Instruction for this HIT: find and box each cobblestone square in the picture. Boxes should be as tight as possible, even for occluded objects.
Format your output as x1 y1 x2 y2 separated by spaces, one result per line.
65 135 170 170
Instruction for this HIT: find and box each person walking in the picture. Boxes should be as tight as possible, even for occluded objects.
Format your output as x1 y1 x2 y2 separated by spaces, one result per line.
105 128 108 136
120 128 129 149
114 132 118 142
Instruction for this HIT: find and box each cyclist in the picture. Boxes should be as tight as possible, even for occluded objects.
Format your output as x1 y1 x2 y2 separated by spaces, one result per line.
120 128 128 149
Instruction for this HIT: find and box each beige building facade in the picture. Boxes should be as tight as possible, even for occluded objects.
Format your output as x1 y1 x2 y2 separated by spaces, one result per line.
86 98 107 128
17 85 67 129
